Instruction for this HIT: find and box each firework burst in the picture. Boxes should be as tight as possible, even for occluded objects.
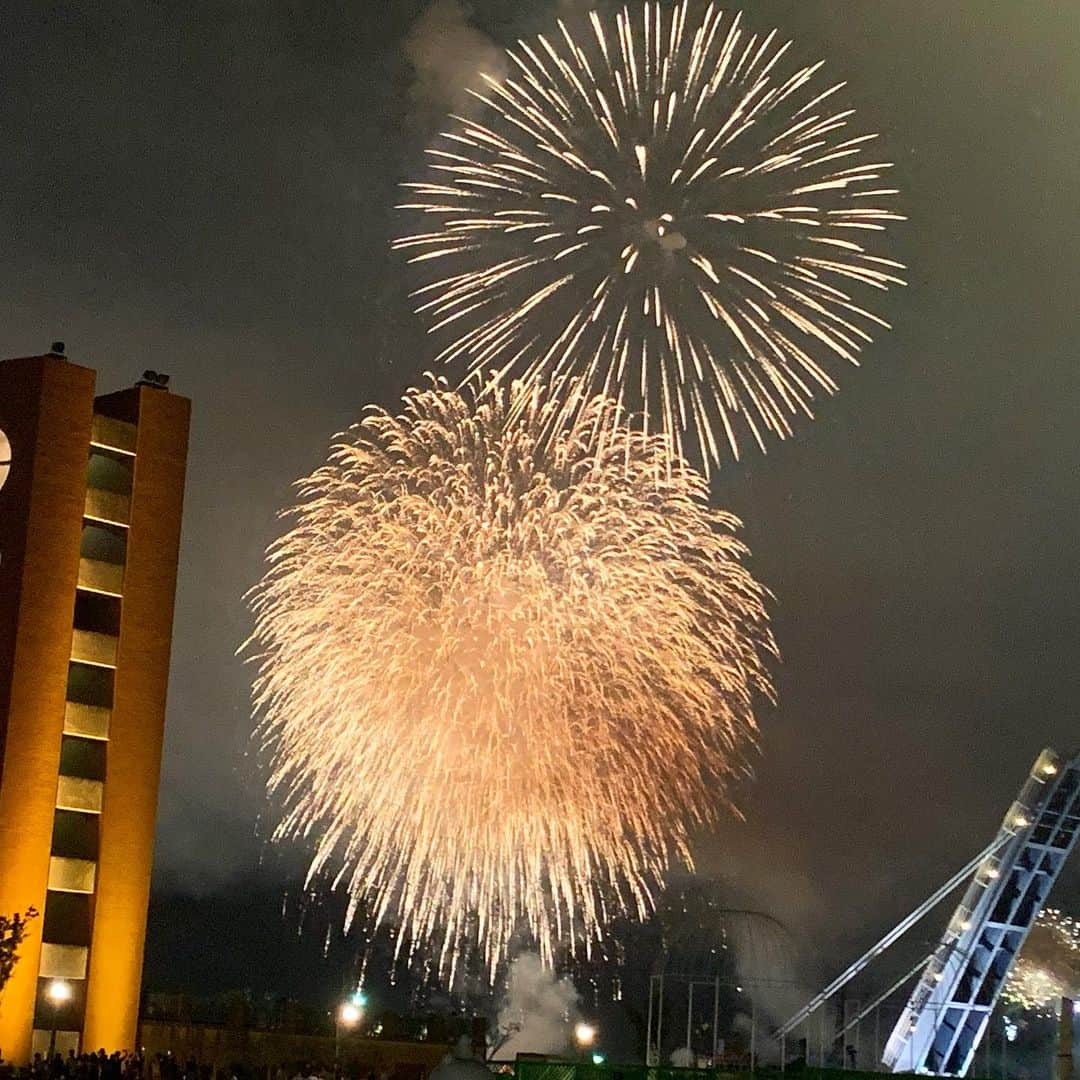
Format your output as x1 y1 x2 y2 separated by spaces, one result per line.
395 1 905 472
247 379 774 979
1002 908 1080 1016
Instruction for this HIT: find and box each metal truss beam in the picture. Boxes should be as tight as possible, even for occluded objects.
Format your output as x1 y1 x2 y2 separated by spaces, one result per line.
882 748 1080 1076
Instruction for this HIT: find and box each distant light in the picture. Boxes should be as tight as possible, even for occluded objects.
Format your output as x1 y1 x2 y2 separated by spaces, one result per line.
986 867 1000 880
1043 763 1058 777
1014 815 1029 829
351 990 367 1008
339 1002 362 1027
960 920 973 931
46 980 72 1005
591 1054 606 1066
575 1023 597 1047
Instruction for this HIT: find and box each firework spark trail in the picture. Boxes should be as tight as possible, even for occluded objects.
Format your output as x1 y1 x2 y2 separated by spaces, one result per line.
1002 908 1080 1016
247 378 774 980
395 1 906 473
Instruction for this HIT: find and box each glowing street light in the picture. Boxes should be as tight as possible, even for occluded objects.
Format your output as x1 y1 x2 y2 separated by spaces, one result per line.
339 1002 362 1027
574 1023 597 1048
336 996 364 1063
46 980 71 1057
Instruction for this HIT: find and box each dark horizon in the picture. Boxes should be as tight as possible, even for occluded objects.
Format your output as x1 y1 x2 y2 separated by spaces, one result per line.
2 0 1078 1021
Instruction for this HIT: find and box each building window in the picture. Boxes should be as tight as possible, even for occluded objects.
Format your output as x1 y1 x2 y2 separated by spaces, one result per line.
80 523 127 566
51 811 99 861
86 448 133 496
58 736 107 784
42 891 92 946
66 663 114 710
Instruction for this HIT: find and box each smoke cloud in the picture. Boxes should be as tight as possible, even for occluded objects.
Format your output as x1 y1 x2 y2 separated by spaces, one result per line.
495 953 581 1058
403 0 507 124
722 911 812 1034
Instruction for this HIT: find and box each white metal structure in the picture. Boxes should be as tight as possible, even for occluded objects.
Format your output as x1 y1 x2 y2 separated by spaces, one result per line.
774 747 1079 1076
774 840 1010 1041
882 747 1080 1075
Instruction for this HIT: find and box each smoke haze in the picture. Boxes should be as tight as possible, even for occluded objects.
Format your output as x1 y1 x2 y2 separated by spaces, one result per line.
403 0 507 124
496 953 581 1058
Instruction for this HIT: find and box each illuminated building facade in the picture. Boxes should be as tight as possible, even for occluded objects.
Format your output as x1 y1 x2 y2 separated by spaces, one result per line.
0 349 190 1062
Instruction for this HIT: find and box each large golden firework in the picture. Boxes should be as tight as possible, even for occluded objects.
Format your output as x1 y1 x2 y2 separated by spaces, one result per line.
248 379 774 979
1002 908 1080 1016
395 1 905 472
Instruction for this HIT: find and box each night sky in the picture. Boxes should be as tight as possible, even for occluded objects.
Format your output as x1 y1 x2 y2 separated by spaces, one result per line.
2 0 1078 1009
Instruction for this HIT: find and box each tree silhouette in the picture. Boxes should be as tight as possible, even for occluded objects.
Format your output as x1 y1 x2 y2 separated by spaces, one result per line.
0 908 39 996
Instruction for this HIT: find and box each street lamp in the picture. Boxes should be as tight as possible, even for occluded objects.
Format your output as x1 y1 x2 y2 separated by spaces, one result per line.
336 998 363 1066
339 1003 362 1027
574 1023 597 1055
46 980 72 1057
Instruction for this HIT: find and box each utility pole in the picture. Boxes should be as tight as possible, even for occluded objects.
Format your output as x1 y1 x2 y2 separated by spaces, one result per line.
1056 998 1074 1080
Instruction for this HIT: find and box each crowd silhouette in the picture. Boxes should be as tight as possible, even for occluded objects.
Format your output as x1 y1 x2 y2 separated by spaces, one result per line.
0 1051 363 1080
